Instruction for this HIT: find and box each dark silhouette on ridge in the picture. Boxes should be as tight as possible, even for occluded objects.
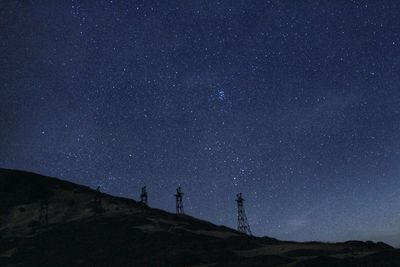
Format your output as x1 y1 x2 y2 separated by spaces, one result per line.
175 186 184 214
93 186 103 214
0 169 397 267
140 186 148 206
236 193 252 235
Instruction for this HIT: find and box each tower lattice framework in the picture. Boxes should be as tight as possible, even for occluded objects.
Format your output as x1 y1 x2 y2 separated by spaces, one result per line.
140 186 148 206
175 186 184 214
236 193 252 235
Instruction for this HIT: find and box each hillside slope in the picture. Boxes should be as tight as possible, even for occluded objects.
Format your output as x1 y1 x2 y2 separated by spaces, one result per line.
0 169 398 266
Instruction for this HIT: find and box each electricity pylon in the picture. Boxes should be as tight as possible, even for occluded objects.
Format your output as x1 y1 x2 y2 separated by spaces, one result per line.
140 186 148 206
236 193 252 235
175 186 184 214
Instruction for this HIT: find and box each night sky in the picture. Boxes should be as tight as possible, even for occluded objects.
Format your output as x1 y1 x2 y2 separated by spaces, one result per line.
2 1 400 245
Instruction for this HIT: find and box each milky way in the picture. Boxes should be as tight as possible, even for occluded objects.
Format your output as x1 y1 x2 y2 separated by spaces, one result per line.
2 1 400 245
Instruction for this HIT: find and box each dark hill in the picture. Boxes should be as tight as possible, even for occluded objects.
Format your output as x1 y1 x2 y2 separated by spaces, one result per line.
0 169 398 266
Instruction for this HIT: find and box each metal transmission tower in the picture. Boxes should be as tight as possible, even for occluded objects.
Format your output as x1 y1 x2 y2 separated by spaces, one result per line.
140 186 148 206
93 186 102 215
175 186 184 214
236 193 252 235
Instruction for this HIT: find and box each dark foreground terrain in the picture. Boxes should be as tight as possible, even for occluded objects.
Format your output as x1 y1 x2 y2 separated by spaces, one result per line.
0 169 399 266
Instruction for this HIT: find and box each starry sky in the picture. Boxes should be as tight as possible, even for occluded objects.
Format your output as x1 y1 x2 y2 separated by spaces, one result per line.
2 0 400 245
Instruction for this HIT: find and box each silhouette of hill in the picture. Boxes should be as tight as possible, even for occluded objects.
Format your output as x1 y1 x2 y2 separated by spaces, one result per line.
0 169 399 266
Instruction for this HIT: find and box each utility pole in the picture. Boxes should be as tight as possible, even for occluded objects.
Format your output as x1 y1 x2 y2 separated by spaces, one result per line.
140 186 148 206
236 193 252 235
175 186 184 214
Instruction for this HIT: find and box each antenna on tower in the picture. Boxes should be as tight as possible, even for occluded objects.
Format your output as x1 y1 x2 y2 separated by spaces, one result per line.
140 186 148 206
236 193 252 235
175 186 184 214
